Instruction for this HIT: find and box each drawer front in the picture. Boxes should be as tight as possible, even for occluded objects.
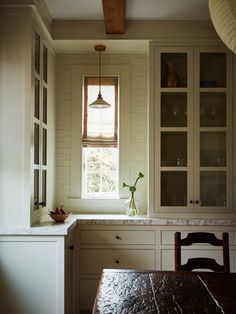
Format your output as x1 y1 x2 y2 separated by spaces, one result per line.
80 249 156 274
161 230 235 245
79 230 156 245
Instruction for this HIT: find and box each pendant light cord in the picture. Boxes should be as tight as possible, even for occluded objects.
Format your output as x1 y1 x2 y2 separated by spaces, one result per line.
99 50 101 95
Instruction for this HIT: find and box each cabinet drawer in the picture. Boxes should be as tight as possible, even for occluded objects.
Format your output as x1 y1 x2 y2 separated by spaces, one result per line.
161 230 235 245
79 230 156 245
80 248 156 274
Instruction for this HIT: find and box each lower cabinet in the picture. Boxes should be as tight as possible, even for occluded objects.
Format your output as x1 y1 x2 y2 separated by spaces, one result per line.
0 228 76 314
77 225 157 312
77 224 236 313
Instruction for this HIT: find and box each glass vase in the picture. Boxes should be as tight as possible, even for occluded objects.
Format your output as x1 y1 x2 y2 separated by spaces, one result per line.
125 192 139 216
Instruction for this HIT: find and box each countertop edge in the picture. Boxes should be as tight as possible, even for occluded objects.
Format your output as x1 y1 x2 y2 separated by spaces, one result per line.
0 215 236 235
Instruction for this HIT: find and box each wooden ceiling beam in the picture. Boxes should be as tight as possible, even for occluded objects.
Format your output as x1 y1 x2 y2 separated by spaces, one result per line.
102 0 125 34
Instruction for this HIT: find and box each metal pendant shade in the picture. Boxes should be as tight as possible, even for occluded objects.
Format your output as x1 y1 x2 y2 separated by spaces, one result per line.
89 45 111 108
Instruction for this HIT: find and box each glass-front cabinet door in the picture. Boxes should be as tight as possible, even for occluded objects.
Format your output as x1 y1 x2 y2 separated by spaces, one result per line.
155 47 193 212
154 46 232 215
32 31 48 212
194 48 232 212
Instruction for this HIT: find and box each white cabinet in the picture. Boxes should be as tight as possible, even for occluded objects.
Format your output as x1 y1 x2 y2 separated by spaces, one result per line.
0 230 76 314
0 7 55 227
149 43 233 217
77 223 236 313
33 30 49 212
77 225 157 312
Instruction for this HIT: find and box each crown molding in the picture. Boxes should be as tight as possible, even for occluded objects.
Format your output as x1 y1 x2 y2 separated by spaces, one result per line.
52 19 218 41
0 0 52 33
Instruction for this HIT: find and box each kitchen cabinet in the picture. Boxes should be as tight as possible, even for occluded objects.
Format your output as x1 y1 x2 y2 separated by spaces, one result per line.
149 43 233 217
0 226 76 314
0 7 55 227
77 225 157 312
33 30 49 212
76 222 236 313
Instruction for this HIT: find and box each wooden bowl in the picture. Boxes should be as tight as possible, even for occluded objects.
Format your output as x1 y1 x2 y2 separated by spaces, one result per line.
48 211 71 222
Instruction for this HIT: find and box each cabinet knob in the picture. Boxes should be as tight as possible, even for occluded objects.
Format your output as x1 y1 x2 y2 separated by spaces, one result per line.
69 245 74 250
115 236 121 240
115 260 120 264
190 200 193 204
196 200 199 204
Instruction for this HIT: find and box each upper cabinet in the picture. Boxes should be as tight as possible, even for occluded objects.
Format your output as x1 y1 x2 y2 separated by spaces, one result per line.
33 30 49 213
149 43 233 218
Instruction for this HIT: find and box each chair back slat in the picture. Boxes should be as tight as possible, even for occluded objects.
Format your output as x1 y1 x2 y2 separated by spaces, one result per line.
174 232 230 273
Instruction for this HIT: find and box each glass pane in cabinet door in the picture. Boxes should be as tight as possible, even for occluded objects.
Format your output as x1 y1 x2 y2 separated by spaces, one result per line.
42 128 47 166
161 53 187 87
200 93 226 127
34 123 39 165
200 171 226 206
200 132 226 167
34 169 39 210
34 32 40 74
34 79 40 119
43 45 48 83
161 93 187 127
42 170 47 207
200 53 226 88
161 171 187 206
43 87 47 124
161 132 187 166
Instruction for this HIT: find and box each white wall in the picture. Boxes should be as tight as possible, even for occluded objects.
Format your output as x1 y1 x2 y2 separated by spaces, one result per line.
56 53 148 213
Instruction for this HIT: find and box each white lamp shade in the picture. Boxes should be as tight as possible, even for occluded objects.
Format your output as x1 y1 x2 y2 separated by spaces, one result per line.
209 0 236 54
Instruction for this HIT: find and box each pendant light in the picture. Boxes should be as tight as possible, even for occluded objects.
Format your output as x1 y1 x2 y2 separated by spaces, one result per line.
209 0 236 54
89 45 111 109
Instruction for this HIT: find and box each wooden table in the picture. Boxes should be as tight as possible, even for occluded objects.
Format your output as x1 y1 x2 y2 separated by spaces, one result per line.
93 269 236 313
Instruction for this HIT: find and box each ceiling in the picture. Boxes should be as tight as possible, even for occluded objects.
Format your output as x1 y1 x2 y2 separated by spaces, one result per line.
44 0 211 53
45 0 210 20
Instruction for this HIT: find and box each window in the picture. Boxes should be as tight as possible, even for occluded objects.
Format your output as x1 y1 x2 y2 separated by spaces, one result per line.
82 76 119 198
71 64 130 212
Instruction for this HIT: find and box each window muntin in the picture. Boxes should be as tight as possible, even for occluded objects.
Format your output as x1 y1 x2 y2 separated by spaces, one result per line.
82 76 119 198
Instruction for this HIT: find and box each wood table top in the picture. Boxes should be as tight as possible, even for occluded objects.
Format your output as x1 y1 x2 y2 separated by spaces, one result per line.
93 269 236 314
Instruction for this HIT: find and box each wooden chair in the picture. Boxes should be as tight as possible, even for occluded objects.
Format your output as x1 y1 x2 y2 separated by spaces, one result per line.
175 232 230 272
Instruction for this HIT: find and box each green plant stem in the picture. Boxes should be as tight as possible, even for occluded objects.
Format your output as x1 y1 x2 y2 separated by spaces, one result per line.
129 192 136 209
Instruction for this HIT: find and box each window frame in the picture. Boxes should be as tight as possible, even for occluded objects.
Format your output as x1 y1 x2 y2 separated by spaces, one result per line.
82 76 119 199
71 64 131 212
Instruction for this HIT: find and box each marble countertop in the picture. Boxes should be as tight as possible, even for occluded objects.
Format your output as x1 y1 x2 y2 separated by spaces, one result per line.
0 214 236 235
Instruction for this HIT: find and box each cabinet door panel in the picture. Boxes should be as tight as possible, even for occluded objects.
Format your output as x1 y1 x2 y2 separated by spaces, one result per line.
161 93 187 127
161 132 187 167
200 52 226 87
200 92 226 127
161 171 187 206
200 171 226 207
